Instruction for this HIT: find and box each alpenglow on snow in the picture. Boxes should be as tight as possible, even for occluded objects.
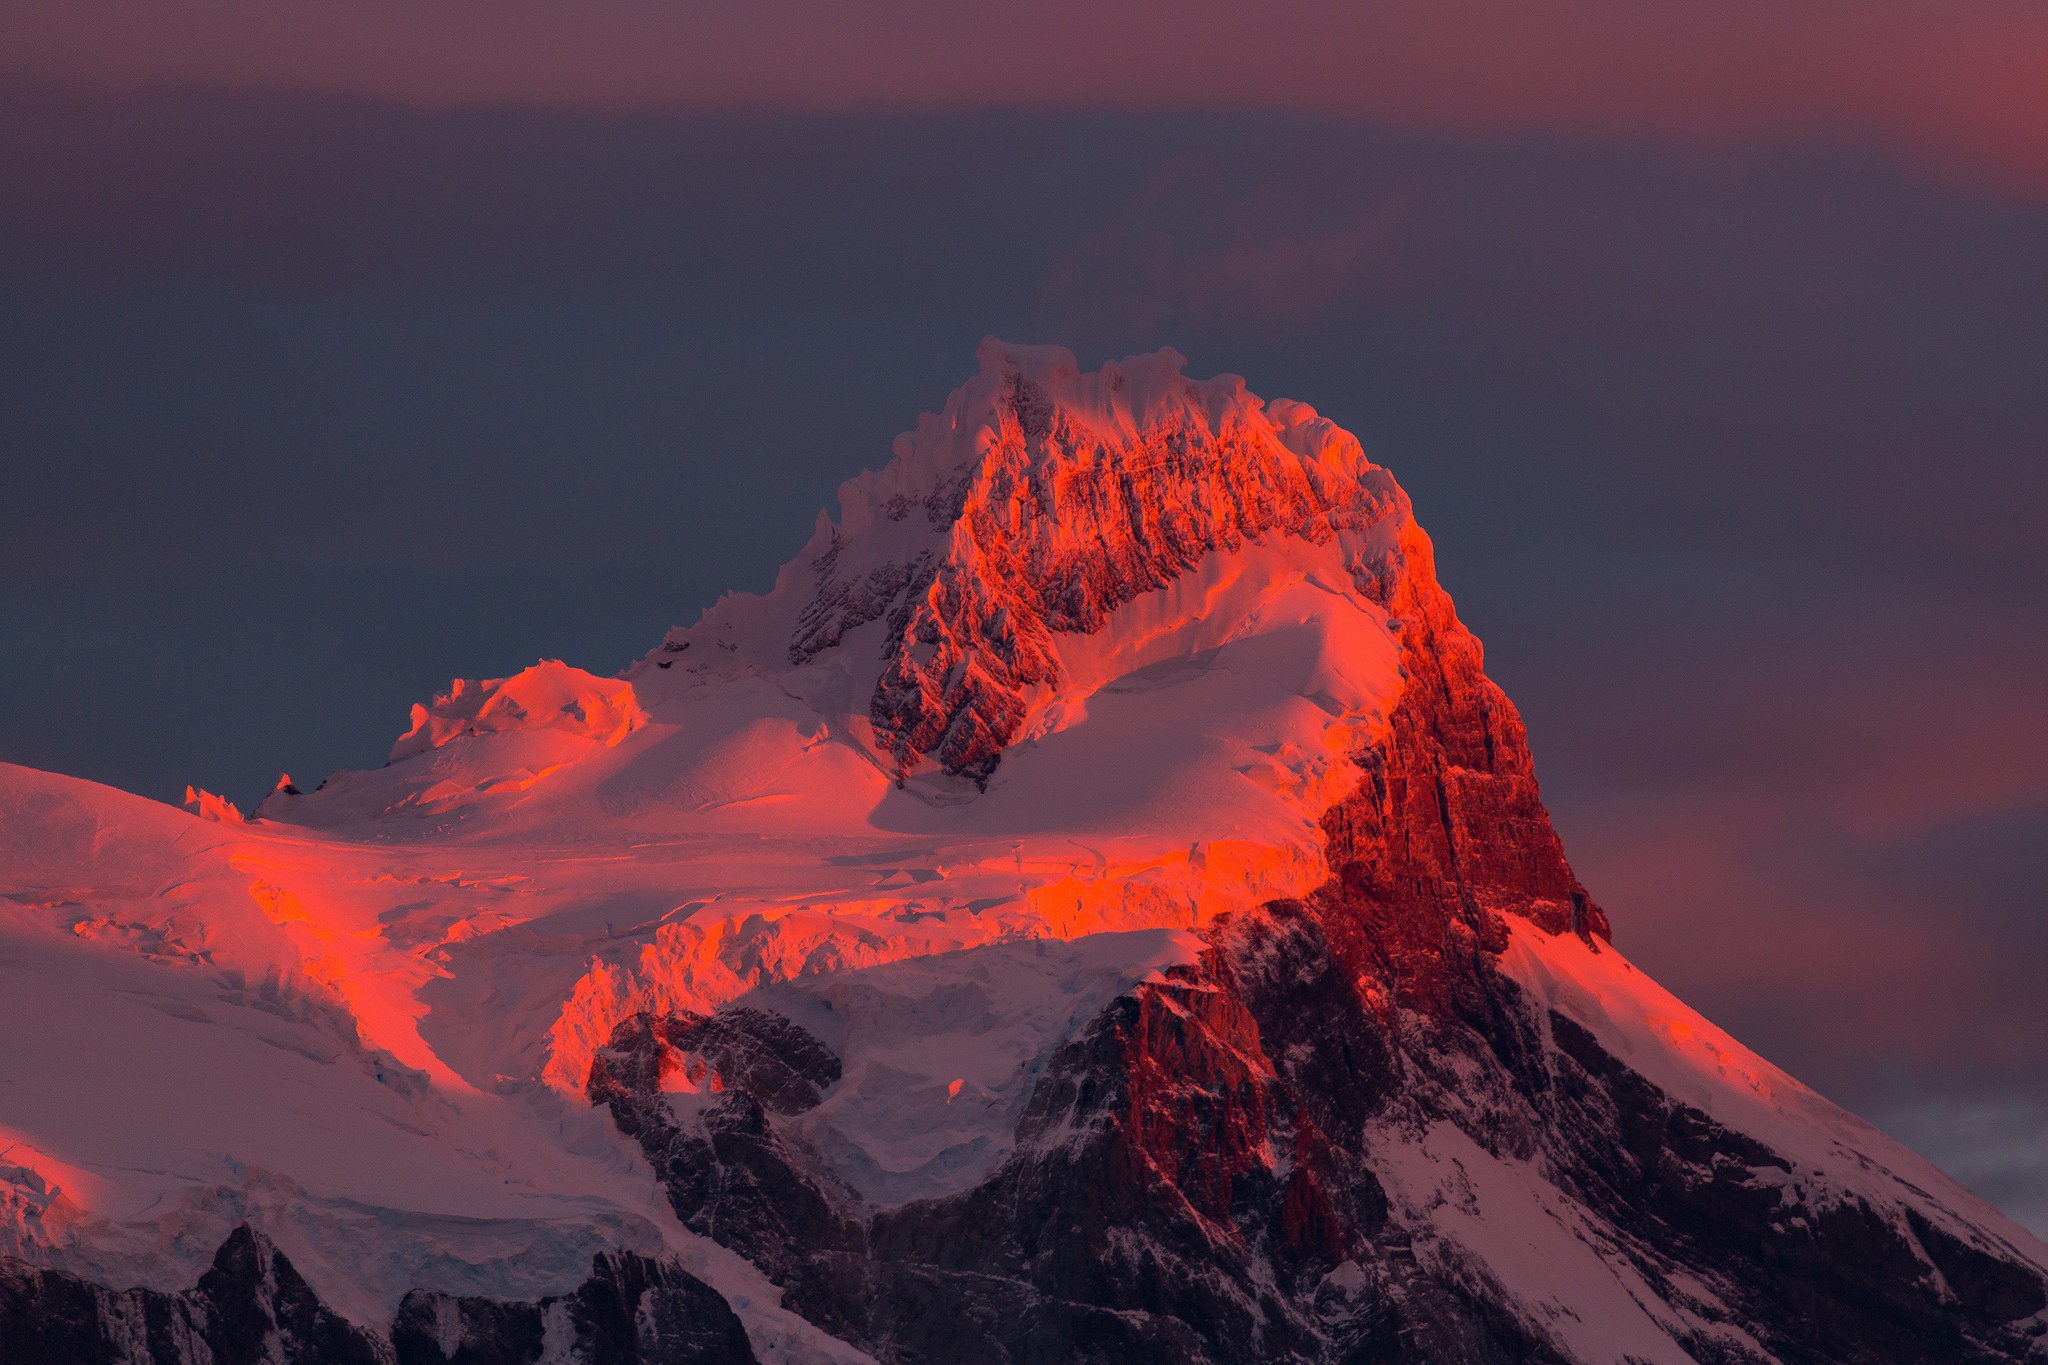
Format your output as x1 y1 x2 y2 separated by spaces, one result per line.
3 340 2044 1364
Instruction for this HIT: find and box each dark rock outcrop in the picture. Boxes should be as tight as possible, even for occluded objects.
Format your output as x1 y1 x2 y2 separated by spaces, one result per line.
794 348 1405 784
586 546 2047 1363
392 1251 756 1365
590 1007 842 1117
587 1010 868 1341
0 1226 386 1365
0 1233 755 1365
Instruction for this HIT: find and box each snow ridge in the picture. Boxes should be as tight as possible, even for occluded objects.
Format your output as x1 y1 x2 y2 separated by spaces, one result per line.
786 338 1405 783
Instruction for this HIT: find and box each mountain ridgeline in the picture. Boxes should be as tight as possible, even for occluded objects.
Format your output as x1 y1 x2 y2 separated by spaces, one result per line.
2 342 2042 1363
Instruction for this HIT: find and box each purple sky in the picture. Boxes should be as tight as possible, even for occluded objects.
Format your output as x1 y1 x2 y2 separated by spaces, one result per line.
2 6 2045 1233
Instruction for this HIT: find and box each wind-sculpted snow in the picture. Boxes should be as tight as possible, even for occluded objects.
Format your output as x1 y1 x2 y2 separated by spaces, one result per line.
788 340 1405 782
390 659 646 762
3 341 2045 1362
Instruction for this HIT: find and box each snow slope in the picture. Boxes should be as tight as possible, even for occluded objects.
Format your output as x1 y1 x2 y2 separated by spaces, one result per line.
2 340 2042 1362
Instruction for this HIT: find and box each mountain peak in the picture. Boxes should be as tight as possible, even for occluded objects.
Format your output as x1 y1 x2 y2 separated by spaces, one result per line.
733 340 1414 784
8 342 2045 1364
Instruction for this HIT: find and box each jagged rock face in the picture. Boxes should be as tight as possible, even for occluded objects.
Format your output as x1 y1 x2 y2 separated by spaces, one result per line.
590 1007 843 1115
14 343 2044 1365
392 1251 757 1365
588 1011 869 1340
789 342 1405 782
589 928 2048 1364
582 589 2048 1363
0 1229 757 1365
0 1226 388 1365
1542 1011 2048 1363
1314 519 1611 980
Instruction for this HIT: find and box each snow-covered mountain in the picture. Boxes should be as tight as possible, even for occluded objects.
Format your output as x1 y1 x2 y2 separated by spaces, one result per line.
3 340 2043 1364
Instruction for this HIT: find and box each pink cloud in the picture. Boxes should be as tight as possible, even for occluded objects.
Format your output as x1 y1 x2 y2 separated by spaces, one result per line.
8 2 2048 192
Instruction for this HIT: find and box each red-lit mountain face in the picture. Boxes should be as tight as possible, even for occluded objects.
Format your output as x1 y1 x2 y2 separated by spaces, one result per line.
3 342 2043 1364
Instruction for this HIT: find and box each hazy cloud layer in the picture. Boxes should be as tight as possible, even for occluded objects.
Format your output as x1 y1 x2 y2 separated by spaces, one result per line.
2 96 2043 1232
9 2 2048 190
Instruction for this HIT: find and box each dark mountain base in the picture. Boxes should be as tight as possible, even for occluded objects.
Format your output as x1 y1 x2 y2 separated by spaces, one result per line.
586 909 2046 1365
577 562 2048 1364
0 1231 757 1365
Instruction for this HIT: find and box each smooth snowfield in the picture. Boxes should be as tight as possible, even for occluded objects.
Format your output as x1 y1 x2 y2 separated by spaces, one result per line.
3 341 2043 1358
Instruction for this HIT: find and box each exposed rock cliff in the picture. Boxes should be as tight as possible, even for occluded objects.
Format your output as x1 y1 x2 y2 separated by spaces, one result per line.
577 557 2044 1362
5 341 2042 1365
716 339 1406 785
0 1229 758 1365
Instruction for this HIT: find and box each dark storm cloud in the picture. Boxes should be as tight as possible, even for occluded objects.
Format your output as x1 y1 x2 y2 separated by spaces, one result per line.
1 94 2043 1230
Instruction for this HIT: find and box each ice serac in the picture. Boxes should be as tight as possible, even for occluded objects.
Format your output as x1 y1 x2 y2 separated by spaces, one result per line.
3 341 2045 1364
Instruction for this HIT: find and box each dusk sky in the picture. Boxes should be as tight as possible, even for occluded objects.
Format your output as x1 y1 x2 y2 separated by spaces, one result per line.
3 0 2045 1236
